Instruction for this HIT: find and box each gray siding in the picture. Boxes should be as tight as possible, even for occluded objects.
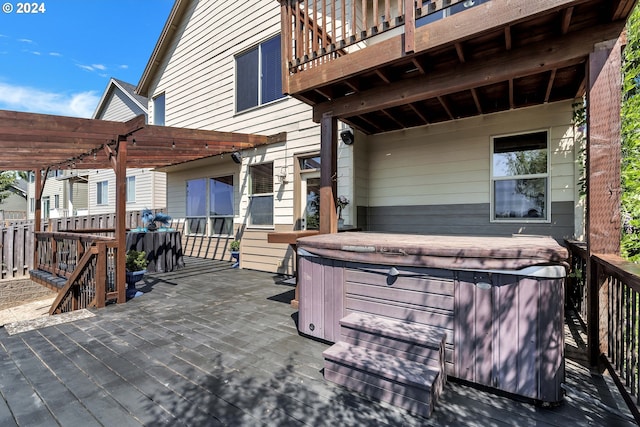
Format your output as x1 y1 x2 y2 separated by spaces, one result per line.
359 201 575 242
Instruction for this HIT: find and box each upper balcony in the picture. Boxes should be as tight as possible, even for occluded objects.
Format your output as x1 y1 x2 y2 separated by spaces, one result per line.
279 0 635 134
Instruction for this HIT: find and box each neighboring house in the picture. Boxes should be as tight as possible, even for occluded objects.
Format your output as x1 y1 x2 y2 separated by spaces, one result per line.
26 169 89 220
91 78 167 215
0 178 27 220
136 0 355 273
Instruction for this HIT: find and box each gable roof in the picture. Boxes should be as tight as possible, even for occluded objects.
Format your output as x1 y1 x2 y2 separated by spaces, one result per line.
137 0 190 97
93 77 149 120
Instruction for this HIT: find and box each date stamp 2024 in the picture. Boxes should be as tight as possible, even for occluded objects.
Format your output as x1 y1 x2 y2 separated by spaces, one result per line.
2 2 47 14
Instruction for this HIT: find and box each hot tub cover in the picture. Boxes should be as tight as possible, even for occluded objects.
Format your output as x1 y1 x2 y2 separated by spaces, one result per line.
296 232 569 271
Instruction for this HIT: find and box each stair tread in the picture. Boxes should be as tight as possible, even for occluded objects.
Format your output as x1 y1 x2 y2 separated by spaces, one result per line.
323 341 440 389
340 312 446 345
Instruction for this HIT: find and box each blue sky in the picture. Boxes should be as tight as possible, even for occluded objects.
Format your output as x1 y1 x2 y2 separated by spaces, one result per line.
0 0 174 118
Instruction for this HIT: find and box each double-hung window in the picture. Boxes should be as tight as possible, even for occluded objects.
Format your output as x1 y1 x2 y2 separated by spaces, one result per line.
186 176 234 235
96 181 108 205
153 93 165 126
236 35 283 113
491 130 549 221
249 163 273 226
126 176 136 203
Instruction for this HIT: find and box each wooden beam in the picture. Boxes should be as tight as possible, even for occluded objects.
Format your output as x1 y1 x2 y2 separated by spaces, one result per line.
470 88 483 114
408 102 430 124
455 42 466 63
313 22 623 121
508 79 515 109
411 58 426 74
585 37 623 365
290 0 593 94
404 0 415 53
375 69 391 84
114 136 128 304
561 7 574 35
544 69 557 102
612 0 637 21
437 96 455 120
319 113 337 234
504 26 512 51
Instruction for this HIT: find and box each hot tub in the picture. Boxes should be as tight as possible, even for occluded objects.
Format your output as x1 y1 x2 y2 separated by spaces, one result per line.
296 232 568 403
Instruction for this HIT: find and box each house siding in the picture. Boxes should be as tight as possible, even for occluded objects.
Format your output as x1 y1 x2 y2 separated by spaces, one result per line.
358 101 579 239
149 0 354 273
99 90 145 122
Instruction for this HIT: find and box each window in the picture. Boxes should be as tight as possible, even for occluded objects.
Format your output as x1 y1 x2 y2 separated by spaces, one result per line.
54 194 59 209
186 176 234 235
96 181 108 205
236 35 283 112
491 131 549 221
126 176 136 203
153 93 165 126
249 163 273 226
29 197 34 213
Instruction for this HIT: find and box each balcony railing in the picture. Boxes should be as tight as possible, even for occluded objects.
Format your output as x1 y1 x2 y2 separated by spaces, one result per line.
566 240 640 420
280 0 486 74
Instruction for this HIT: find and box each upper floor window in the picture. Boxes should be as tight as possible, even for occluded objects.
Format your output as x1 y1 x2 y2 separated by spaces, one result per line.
126 176 136 203
153 93 165 126
54 194 60 209
236 35 283 113
249 163 274 227
96 181 108 205
491 131 549 221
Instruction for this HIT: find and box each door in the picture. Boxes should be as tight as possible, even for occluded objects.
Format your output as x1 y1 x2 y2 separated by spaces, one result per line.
300 171 320 230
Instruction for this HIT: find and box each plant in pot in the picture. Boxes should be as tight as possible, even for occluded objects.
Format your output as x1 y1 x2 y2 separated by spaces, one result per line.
125 249 148 298
229 240 240 268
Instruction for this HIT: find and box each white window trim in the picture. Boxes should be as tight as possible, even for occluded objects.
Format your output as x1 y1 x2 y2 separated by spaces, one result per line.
185 175 236 237
489 129 551 224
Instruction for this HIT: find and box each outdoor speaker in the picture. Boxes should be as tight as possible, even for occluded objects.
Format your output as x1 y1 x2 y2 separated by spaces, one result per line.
340 129 354 145
231 151 242 164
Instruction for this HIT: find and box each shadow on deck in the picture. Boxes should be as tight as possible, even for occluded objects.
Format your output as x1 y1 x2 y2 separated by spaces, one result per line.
0 257 635 426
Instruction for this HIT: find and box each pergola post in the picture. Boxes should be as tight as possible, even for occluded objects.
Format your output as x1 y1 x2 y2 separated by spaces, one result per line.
585 37 623 366
319 112 337 234
115 136 128 303
33 168 42 267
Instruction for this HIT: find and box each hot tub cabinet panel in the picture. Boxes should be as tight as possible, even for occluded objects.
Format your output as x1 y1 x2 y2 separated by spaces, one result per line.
297 233 567 403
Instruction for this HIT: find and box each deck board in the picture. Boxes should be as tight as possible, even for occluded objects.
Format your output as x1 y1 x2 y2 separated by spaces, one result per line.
0 257 636 426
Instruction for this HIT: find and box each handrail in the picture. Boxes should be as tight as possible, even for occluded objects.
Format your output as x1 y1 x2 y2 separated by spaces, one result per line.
49 240 119 314
565 240 640 422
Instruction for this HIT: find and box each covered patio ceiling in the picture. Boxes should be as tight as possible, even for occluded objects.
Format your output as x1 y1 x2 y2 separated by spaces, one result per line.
0 110 286 171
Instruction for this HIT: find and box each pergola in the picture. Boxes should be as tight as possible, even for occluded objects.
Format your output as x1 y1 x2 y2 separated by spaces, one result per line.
0 109 286 303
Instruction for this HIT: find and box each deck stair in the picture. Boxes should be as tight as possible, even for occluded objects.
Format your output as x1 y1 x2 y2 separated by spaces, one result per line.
322 312 447 418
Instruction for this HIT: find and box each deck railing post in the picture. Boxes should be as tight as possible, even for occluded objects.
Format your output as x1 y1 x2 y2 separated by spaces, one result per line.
404 0 415 53
95 243 106 308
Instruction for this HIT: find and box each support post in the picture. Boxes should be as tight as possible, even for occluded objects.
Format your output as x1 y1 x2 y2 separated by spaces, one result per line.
319 112 337 234
586 37 622 365
114 136 128 303
33 169 42 268
404 0 415 54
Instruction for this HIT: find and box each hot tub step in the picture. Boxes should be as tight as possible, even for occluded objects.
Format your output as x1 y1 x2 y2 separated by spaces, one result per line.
340 312 446 384
323 341 442 417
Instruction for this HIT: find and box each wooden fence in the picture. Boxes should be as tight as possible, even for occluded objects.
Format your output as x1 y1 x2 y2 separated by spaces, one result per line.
0 209 171 280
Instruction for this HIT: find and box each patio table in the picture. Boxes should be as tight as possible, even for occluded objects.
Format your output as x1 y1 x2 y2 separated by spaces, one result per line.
126 230 185 273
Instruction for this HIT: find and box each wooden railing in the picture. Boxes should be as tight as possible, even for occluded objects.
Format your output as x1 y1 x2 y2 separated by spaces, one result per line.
33 231 119 314
566 240 640 421
280 0 481 74
49 240 118 314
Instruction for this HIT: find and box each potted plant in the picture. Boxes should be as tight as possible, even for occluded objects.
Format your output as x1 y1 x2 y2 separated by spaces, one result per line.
336 195 349 228
229 240 240 268
125 249 148 297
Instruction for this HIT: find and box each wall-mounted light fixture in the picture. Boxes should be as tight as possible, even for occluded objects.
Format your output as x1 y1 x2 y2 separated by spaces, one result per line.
231 151 242 164
340 129 354 145
277 167 288 184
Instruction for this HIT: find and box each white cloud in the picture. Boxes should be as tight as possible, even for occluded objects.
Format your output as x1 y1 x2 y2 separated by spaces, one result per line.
49 52 62 57
119 64 128 69
76 64 94 72
31 51 41 55
17 38 33 44
0 82 100 118
92 64 106 70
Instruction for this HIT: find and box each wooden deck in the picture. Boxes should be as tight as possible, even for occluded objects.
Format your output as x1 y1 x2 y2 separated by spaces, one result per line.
0 257 635 426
